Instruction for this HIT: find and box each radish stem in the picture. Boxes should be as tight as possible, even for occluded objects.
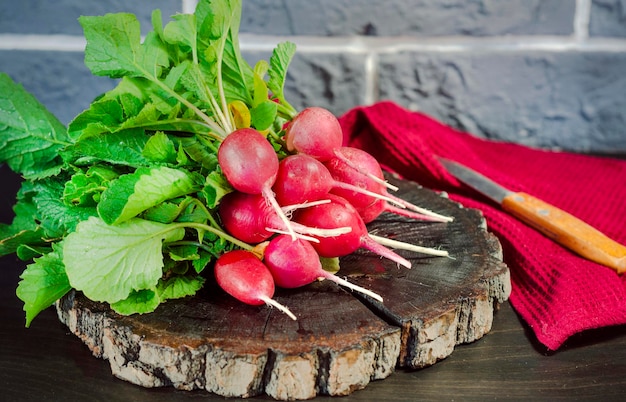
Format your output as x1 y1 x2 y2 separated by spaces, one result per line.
174 222 253 251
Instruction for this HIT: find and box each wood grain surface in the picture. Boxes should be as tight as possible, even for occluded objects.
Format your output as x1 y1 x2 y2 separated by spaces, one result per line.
4 254 626 401
51 176 509 400
3 170 626 401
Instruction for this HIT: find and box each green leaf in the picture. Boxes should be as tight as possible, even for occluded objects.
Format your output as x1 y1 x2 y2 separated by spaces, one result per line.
79 13 168 79
196 0 253 106
97 166 201 225
268 41 297 115
63 216 185 304
180 62 218 111
110 289 160 315
0 73 71 179
63 165 119 207
67 77 148 140
142 131 177 164
80 13 142 77
174 198 211 223
157 274 204 301
177 135 218 170
142 201 182 223
200 170 233 209
2 182 40 234
163 13 198 62
32 178 98 238
16 245 71 327
67 98 124 140
61 128 150 167
0 182 50 257
252 60 270 107
168 244 200 262
250 100 278 131
16 244 51 261
192 250 213 273
0 228 46 258
79 12 222 136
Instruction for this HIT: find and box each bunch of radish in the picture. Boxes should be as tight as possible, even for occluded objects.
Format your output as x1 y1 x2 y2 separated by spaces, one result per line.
214 106 452 319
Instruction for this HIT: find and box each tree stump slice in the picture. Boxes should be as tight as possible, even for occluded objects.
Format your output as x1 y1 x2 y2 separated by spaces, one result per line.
55 174 511 400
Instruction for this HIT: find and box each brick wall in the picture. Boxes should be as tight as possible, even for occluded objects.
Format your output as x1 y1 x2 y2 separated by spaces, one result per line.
1 0 625 154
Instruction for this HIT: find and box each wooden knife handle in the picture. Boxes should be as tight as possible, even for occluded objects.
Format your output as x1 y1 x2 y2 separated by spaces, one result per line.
502 192 626 274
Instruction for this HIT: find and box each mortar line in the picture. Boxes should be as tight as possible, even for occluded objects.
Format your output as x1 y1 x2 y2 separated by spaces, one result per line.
238 34 626 54
3 33 626 53
0 34 86 51
574 0 591 41
363 53 379 106
181 0 199 14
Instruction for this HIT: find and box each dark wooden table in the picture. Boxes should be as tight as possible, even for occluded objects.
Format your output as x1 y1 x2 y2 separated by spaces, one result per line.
3 252 626 402
3 162 626 401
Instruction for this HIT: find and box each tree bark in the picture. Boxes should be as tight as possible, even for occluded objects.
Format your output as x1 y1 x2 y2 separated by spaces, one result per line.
56 175 510 400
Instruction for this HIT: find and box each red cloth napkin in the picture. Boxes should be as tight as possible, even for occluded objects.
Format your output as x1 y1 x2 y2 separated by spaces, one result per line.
339 101 626 351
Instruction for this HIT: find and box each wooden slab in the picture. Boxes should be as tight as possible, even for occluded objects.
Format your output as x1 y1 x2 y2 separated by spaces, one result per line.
55 175 510 400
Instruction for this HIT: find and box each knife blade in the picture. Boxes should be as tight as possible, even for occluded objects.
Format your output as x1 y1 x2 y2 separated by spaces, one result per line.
439 157 626 274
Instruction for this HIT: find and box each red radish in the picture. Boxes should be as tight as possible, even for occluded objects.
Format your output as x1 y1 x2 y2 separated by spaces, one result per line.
325 147 453 223
294 194 412 268
219 191 351 244
273 153 400 210
219 191 275 243
284 107 343 161
218 128 278 194
214 250 296 320
284 107 398 192
264 235 383 302
273 154 332 206
218 128 297 239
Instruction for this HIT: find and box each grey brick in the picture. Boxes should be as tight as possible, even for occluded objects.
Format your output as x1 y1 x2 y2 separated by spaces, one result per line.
241 0 575 36
0 0 181 35
377 50 626 154
244 50 369 117
589 0 626 37
284 52 369 117
0 50 117 125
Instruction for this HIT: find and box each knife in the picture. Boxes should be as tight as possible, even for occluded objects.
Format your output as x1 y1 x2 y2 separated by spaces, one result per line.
439 157 626 274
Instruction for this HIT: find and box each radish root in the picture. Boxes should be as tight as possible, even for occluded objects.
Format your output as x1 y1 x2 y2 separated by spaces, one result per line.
259 295 297 320
369 233 450 258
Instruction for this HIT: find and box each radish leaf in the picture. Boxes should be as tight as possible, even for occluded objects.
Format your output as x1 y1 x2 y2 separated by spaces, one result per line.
268 41 297 116
97 166 201 225
157 274 205 300
0 73 71 179
63 216 185 304
251 100 278 131
110 289 160 315
16 245 71 327
62 128 150 167
79 13 168 79
32 179 98 238
142 131 178 164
